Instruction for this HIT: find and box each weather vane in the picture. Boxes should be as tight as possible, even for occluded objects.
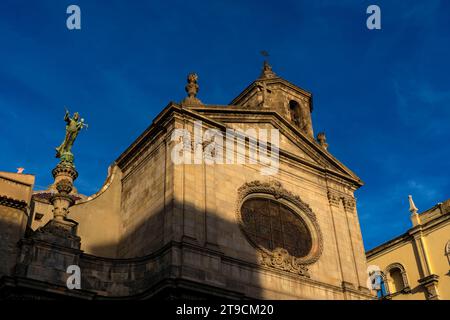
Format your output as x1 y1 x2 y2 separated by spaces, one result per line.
260 50 269 58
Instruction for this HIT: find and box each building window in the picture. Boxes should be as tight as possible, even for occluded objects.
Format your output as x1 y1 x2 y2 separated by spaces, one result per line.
236 181 323 269
289 100 301 127
240 197 313 258
34 212 44 221
385 263 410 294
389 268 405 293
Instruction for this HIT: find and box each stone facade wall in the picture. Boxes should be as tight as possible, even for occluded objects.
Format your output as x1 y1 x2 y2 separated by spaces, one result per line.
0 172 34 277
117 127 174 258
0 206 28 276
162 114 371 299
68 166 123 258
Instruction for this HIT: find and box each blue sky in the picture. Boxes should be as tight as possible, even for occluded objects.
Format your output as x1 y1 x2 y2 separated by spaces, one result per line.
0 0 449 250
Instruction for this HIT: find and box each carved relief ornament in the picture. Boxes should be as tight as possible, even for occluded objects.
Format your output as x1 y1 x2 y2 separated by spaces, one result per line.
236 180 323 276
327 190 356 213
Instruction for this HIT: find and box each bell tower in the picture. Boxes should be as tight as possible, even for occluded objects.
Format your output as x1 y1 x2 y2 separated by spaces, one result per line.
230 61 314 139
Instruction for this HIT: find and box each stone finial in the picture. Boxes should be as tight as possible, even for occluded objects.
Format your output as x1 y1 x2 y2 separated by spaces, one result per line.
408 195 418 214
260 61 277 79
317 132 329 150
182 73 202 106
409 195 421 226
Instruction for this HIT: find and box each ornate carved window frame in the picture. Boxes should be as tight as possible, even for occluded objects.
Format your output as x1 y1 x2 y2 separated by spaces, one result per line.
384 263 410 294
236 180 323 276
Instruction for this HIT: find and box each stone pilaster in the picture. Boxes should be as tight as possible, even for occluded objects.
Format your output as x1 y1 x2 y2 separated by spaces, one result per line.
327 190 360 293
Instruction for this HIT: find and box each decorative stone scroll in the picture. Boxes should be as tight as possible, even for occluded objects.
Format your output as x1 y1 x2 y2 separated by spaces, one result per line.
259 248 310 277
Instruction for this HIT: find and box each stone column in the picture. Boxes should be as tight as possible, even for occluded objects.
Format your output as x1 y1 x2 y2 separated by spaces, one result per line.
33 160 81 249
14 160 82 286
50 162 78 221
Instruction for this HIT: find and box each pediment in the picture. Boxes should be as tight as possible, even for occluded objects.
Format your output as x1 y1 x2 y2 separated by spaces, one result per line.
183 106 362 185
230 77 312 110
115 103 362 186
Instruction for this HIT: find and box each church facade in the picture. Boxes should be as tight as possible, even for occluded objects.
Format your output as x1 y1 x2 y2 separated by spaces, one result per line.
0 63 373 299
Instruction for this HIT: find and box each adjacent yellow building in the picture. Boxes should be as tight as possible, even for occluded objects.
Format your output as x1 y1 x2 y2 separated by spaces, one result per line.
366 196 450 300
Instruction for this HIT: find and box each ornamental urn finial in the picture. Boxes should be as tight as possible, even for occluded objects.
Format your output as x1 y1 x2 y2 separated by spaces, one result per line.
182 73 202 106
409 195 421 226
317 132 329 150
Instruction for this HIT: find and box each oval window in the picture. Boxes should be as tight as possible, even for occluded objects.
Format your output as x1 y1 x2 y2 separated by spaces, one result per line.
241 197 312 258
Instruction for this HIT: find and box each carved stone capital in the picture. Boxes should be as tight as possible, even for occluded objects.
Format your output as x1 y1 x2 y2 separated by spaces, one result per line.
52 163 78 181
327 191 356 213
327 191 341 207
343 197 356 213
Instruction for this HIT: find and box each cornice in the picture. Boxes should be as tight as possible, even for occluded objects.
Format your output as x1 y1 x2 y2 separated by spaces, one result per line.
367 211 450 259
113 102 363 188
0 195 28 211
190 107 363 186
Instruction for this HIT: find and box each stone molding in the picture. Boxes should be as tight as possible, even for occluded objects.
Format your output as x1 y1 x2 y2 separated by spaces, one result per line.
6 240 373 299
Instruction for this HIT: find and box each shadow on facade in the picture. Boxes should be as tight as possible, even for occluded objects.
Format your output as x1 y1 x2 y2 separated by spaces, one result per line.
84 200 260 299
0 200 262 300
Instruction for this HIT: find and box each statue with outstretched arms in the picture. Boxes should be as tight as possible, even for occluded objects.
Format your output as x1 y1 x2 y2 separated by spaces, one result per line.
55 108 87 160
